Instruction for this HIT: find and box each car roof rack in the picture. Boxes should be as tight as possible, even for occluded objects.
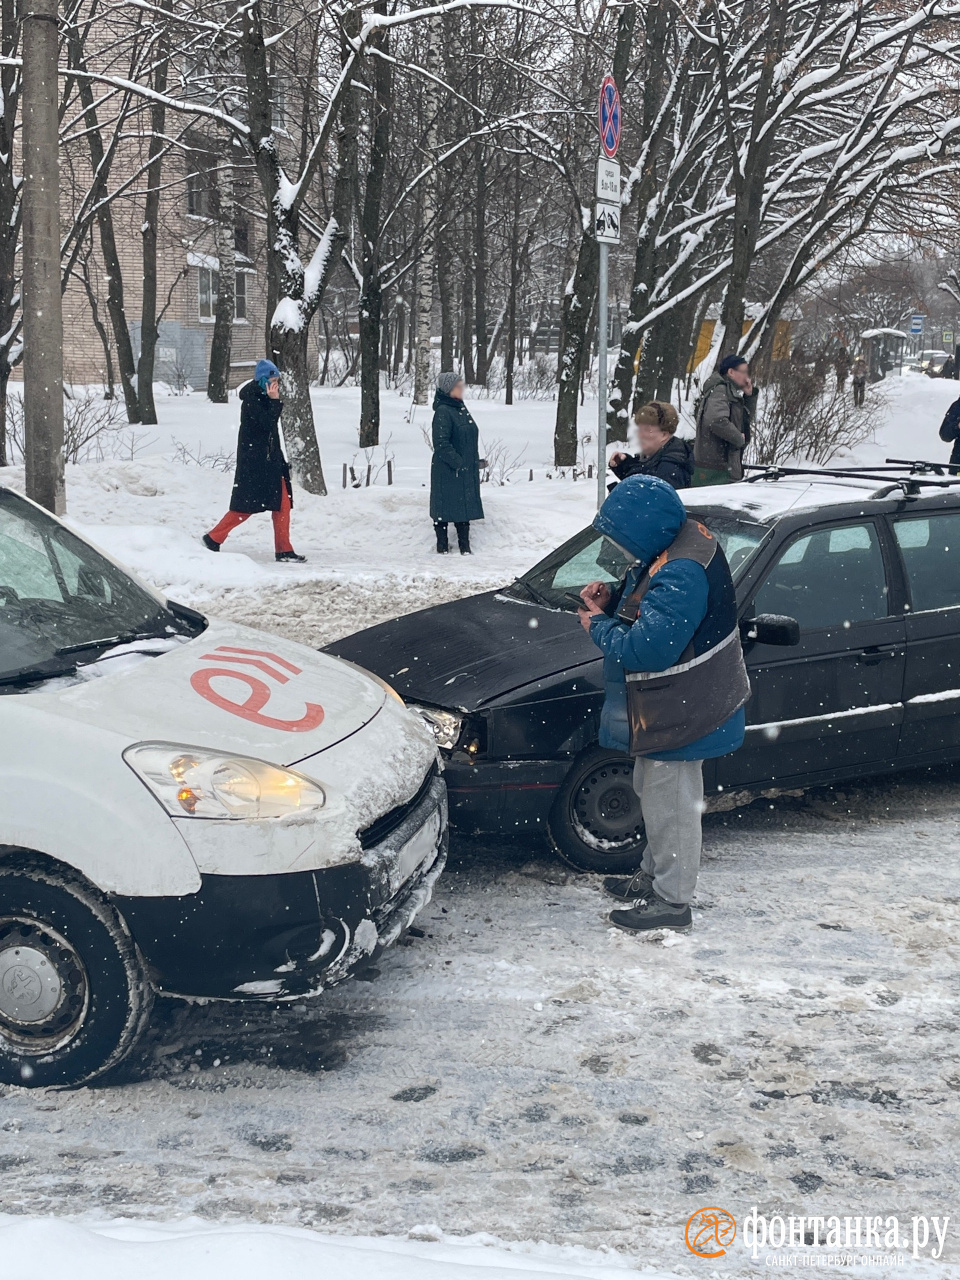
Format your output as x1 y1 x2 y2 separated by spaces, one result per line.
742 461 960 500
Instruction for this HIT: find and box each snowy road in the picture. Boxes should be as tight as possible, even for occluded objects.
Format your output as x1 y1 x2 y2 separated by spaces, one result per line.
1 767 958 1274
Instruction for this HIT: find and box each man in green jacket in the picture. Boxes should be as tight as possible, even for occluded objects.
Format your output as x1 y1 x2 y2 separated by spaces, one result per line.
693 353 757 485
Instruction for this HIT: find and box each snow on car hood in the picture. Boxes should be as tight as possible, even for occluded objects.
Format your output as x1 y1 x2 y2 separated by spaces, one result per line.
21 618 386 766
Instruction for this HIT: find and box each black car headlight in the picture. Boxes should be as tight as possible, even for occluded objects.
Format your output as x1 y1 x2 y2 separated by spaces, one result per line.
408 705 464 752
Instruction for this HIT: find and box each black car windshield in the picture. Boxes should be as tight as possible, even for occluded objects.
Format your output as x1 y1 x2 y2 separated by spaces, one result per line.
505 508 768 611
0 489 194 679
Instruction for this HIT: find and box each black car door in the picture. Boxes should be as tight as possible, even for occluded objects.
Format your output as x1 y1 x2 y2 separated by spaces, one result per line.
890 507 960 759
714 517 906 789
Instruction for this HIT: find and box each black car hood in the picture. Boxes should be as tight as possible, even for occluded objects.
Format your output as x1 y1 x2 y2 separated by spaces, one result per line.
324 590 599 711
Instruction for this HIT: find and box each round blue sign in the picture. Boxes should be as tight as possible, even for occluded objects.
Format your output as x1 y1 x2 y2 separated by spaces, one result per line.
599 75 621 158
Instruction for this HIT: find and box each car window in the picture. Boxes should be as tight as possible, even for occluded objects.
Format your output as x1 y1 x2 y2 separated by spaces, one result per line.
0 490 181 679
894 513 960 613
752 521 888 631
509 511 767 612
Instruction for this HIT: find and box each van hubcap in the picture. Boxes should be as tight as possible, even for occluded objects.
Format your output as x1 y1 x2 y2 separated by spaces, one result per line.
0 919 88 1048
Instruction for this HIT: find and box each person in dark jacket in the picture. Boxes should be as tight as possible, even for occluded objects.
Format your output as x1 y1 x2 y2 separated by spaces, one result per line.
939 393 960 469
576 475 749 933
609 400 693 491
203 359 306 563
693 354 756 485
851 356 867 407
430 371 484 554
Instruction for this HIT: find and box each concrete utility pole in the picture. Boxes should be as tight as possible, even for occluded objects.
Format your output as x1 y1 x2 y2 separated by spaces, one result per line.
22 0 65 513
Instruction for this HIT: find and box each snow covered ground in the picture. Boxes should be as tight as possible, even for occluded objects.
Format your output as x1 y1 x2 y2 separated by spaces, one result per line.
2 373 960 1274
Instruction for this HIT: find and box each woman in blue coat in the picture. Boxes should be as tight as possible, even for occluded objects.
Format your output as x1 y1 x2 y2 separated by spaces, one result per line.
430 371 484 553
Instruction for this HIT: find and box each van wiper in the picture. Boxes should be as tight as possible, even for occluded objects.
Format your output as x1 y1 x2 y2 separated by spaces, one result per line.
0 660 78 686
56 629 166 656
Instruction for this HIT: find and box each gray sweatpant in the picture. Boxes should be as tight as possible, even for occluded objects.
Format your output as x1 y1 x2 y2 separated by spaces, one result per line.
632 757 704 906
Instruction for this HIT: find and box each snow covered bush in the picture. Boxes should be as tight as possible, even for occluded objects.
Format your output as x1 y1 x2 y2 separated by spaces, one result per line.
750 363 885 467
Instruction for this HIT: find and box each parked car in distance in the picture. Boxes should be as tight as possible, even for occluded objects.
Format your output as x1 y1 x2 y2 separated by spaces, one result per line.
327 468 960 874
0 485 446 1087
912 348 950 376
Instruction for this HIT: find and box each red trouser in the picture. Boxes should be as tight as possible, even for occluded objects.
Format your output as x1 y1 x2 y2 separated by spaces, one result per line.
208 482 293 553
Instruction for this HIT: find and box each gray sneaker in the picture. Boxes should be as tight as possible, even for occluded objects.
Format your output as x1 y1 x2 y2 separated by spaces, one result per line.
603 869 654 902
609 892 692 933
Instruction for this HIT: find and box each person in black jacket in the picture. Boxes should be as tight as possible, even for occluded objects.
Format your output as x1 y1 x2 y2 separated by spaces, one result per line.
430 371 484 554
203 359 306 562
940 393 960 469
609 400 693 491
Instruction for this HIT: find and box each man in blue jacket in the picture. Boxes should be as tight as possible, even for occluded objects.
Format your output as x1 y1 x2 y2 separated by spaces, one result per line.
577 475 750 932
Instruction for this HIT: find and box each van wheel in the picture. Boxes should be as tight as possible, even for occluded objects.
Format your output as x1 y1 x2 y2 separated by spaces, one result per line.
0 858 152 1088
547 749 647 873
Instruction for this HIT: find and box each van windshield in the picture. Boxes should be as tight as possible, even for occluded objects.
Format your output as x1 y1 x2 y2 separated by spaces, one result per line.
0 490 195 680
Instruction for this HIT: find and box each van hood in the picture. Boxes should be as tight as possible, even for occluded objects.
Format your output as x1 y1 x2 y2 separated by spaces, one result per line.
20 619 385 767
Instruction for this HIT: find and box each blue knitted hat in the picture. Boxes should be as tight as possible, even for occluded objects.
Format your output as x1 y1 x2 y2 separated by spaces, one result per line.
255 358 280 389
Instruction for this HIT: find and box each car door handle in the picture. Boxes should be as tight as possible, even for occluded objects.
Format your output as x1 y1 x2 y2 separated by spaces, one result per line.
858 647 897 665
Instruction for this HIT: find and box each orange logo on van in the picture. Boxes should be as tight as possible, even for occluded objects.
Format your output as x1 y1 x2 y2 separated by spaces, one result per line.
190 645 325 733
685 1207 737 1258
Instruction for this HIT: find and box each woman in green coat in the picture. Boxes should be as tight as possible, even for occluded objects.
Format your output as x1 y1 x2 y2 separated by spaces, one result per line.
430 371 484 553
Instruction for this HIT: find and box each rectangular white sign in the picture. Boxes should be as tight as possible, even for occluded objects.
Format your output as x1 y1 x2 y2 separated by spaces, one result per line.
595 201 621 244
596 158 620 202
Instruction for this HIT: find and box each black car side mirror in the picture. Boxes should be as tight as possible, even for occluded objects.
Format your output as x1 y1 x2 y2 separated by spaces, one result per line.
740 613 800 646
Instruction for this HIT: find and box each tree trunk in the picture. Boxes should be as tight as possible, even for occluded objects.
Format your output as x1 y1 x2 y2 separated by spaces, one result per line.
554 233 598 466
137 24 170 425
473 148 489 385
438 233 454 371
461 234 476 383
67 30 140 424
413 15 442 404
714 0 788 361
208 149 236 403
358 9 391 444
22 0 64 512
505 156 521 406
392 300 405 383
79 242 116 399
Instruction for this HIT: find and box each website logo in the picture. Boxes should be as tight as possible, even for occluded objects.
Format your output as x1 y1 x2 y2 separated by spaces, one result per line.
686 1207 737 1258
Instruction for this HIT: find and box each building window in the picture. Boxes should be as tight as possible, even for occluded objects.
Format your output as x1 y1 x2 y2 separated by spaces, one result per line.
186 155 215 218
198 267 249 323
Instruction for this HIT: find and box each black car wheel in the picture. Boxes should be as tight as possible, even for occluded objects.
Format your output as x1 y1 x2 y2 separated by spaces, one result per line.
548 749 647 873
0 857 152 1088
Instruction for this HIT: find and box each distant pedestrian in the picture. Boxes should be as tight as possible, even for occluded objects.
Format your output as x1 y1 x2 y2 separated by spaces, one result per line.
609 401 692 491
834 346 851 391
939 392 960 469
851 356 867 407
941 355 955 380
203 359 306 562
430 371 483 554
692 354 757 485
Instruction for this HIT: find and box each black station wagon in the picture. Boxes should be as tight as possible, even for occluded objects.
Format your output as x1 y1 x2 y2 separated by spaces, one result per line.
327 467 960 873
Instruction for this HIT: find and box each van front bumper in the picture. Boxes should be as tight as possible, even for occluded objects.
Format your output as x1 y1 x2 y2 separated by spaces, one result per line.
114 774 447 1000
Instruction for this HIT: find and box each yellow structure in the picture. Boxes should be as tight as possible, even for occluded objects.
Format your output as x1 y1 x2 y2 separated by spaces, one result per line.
632 317 793 373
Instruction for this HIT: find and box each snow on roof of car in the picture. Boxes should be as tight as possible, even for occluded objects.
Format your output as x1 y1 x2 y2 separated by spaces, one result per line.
681 474 895 523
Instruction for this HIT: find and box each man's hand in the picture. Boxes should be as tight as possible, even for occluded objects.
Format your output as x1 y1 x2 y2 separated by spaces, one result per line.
609 451 627 468
577 581 610 632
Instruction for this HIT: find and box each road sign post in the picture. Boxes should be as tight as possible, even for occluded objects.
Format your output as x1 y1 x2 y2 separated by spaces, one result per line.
596 77 621 509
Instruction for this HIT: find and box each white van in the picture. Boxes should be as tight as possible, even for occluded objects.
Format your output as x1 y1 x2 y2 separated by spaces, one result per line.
0 485 446 1087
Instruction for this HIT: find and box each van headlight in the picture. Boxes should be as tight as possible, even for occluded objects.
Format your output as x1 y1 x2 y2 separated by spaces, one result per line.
408 705 463 751
124 742 326 820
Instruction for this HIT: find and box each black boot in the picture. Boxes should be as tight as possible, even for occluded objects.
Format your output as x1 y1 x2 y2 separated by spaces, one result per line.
609 892 692 934
202 533 221 552
455 521 471 554
434 521 449 554
276 550 307 563
603 869 654 902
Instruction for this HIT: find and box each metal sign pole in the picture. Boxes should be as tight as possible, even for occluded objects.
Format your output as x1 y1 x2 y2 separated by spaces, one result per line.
597 243 608 510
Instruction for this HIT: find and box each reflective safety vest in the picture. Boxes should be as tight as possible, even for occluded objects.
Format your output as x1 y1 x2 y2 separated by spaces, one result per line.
617 519 751 755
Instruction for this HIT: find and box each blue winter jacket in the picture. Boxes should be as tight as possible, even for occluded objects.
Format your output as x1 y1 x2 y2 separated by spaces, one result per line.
588 475 746 761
